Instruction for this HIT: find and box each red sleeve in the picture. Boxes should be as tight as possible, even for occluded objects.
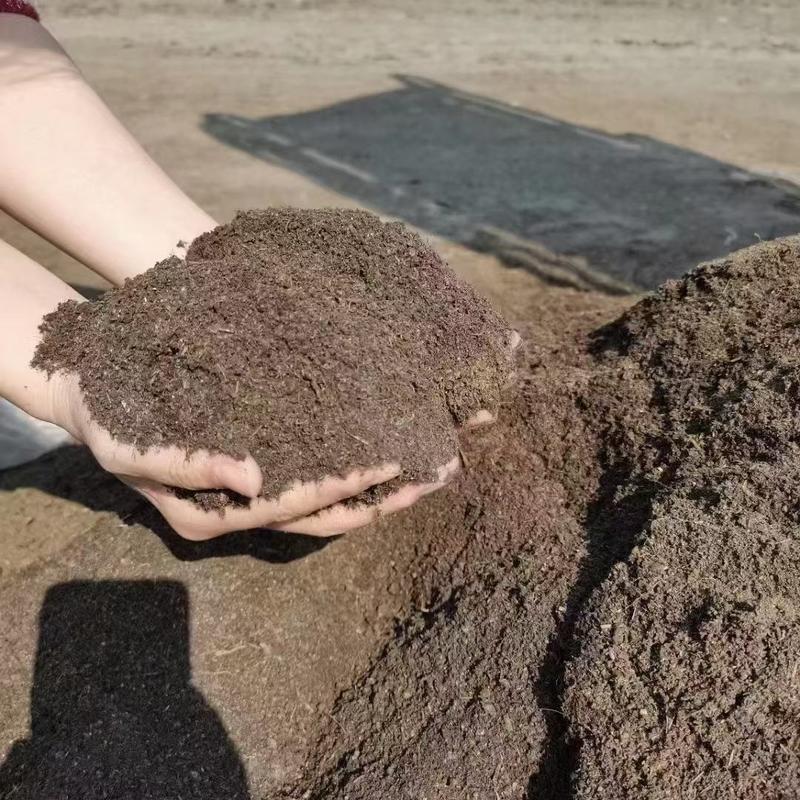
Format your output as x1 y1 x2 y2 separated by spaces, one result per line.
0 1 39 21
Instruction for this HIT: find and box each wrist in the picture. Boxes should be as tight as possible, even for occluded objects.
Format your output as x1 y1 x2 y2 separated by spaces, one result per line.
42 370 84 441
110 212 217 285
0 239 83 431
0 368 77 437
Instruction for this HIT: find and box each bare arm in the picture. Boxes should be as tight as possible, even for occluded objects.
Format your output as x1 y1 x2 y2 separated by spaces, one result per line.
0 27 408 539
0 14 215 284
0 238 79 422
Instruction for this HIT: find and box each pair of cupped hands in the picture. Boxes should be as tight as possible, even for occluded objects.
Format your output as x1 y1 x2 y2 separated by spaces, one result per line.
1 14 522 540
49 330 519 542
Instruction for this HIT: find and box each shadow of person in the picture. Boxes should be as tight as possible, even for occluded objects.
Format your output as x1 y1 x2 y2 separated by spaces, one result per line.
0 580 251 800
0 444 332 563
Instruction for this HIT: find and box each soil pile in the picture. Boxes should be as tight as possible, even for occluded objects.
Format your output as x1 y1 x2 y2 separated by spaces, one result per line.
32 210 512 505
279 238 800 799
275 290 614 799
565 237 800 799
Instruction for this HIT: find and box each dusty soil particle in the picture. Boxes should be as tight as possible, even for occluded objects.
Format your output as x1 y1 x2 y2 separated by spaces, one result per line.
32 209 512 507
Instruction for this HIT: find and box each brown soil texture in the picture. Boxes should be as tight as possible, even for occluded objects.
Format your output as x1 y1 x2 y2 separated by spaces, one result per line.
564 237 800 799
32 209 512 505
19 220 800 797
0 283 620 800
275 291 610 800
278 238 800 799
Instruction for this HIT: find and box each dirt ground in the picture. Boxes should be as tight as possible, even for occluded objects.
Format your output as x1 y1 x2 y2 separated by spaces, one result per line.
1 0 800 797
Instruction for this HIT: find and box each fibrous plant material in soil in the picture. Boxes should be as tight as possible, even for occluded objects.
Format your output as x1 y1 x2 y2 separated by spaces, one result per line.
32 209 513 507
279 238 800 799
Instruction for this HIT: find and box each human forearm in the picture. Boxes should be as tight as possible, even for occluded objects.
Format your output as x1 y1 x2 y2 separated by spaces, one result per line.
0 15 215 285
0 238 79 425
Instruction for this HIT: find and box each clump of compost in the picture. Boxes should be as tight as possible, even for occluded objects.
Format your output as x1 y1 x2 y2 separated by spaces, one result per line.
32 209 513 505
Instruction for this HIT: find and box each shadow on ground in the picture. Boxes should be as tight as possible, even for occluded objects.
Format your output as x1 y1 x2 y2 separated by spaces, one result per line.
0 580 252 799
0 445 331 564
204 74 800 292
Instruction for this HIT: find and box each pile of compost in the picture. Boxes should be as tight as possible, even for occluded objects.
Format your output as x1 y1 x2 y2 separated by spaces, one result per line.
563 237 800 799
277 238 800 799
29 212 800 797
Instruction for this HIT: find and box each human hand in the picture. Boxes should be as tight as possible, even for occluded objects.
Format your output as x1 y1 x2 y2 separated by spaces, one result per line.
274 330 523 536
46 331 520 540
47 373 399 540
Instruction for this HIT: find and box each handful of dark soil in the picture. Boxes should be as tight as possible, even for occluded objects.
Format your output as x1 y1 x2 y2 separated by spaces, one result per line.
33 209 513 505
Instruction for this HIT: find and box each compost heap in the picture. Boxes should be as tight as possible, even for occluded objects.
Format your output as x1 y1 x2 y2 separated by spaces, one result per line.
277 237 800 800
33 209 514 508
31 215 800 798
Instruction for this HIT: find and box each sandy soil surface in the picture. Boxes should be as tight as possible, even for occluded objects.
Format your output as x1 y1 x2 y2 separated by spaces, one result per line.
1 0 799 797
3 0 800 292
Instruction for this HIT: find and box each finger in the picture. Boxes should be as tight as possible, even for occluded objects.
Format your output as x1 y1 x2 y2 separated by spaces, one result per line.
272 482 434 537
509 330 522 352
102 439 263 498
464 408 497 428
125 462 402 541
122 478 235 541
274 457 461 537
